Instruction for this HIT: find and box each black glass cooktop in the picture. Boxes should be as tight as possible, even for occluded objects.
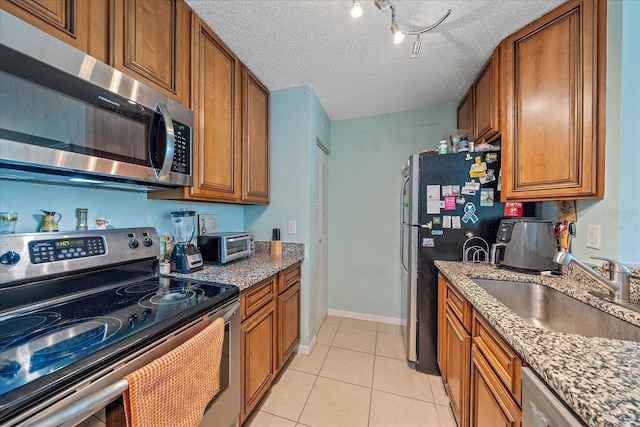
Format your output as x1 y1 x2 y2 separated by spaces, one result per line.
0 275 238 403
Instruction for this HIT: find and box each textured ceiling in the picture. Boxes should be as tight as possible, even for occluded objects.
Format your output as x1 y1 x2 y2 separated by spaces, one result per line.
185 0 566 121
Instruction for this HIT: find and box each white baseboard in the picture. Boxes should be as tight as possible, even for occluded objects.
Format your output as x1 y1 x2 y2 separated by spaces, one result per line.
296 334 316 356
327 309 405 326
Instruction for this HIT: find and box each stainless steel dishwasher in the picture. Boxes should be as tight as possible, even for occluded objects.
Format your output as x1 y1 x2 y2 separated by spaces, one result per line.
521 367 585 427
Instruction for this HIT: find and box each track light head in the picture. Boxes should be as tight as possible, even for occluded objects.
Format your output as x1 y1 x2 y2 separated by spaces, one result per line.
351 0 363 18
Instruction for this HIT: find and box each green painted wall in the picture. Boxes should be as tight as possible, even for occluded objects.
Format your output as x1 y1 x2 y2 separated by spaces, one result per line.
244 85 331 346
328 106 456 320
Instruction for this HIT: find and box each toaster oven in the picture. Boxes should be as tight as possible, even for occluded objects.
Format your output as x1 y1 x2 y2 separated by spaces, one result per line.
197 233 255 264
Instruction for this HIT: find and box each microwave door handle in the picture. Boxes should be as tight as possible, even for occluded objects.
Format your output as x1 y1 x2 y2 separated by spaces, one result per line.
155 102 176 181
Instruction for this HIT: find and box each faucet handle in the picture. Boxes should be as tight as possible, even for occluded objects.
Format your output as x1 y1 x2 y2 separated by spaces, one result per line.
591 257 631 276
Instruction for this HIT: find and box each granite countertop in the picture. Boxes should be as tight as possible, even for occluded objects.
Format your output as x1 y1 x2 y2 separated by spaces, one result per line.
168 242 304 291
435 261 640 427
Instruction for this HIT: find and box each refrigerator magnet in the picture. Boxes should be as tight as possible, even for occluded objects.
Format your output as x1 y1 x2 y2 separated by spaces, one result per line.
485 153 498 163
452 216 462 229
433 217 442 225
504 202 524 217
462 203 479 224
424 238 435 247
427 200 441 214
444 196 456 210
442 216 452 228
426 185 440 199
461 188 476 196
431 230 444 236
479 169 496 184
452 185 460 196
480 189 494 206
456 196 466 205
442 185 453 197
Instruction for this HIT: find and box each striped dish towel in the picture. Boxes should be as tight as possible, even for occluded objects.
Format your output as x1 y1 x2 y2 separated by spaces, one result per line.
123 316 225 427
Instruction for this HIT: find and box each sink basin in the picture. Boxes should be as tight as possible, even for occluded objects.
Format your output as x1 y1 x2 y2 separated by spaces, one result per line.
471 279 640 342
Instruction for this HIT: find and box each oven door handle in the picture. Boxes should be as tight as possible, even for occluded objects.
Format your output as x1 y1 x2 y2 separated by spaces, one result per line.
18 301 240 427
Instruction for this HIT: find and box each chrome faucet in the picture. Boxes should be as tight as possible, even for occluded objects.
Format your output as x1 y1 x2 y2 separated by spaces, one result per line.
553 251 631 303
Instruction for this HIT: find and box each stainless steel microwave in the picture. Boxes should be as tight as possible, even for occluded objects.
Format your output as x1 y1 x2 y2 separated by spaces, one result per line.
198 233 255 264
0 11 193 191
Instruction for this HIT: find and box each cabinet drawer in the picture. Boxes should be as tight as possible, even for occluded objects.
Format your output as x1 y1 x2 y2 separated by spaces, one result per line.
472 311 522 405
446 283 472 331
278 262 301 294
241 276 276 321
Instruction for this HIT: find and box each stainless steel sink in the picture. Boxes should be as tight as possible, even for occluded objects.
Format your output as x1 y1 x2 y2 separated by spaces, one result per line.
471 279 640 342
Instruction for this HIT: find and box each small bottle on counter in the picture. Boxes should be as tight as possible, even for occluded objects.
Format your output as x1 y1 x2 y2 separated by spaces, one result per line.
438 140 448 154
469 141 475 152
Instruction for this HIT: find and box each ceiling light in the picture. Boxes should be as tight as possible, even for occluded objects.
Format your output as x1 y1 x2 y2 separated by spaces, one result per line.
411 35 421 58
369 0 451 56
391 21 404 44
351 0 363 18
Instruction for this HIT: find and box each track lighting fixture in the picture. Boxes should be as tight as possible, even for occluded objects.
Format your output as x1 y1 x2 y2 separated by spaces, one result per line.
351 0 363 18
351 0 450 57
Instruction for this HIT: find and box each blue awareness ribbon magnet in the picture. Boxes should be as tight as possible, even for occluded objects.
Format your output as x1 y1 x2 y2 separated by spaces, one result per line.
462 202 479 224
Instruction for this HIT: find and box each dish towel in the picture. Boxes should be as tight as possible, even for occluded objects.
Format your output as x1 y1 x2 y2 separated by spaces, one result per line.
123 316 225 427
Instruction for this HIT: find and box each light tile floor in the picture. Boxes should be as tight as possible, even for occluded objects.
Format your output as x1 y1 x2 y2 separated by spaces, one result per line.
246 315 455 427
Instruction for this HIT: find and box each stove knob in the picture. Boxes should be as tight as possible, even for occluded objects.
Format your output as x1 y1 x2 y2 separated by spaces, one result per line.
128 239 139 249
0 251 21 265
128 314 138 328
143 238 153 247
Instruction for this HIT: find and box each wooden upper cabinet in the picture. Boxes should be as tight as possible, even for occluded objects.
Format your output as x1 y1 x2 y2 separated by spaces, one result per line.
456 88 474 141
501 0 606 201
1 0 110 59
473 50 500 145
189 14 242 201
113 0 189 104
242 66 270 204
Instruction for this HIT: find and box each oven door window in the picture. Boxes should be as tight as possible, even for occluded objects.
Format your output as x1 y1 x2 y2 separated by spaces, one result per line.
226 239 249 256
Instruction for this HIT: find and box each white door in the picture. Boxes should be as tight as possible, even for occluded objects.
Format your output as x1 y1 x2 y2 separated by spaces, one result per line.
315 143 329 328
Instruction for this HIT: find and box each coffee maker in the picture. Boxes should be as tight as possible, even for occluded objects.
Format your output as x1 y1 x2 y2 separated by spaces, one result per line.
169 209 203 273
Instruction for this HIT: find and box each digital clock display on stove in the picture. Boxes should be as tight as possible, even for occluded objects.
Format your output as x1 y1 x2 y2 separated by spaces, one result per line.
28 237 106 264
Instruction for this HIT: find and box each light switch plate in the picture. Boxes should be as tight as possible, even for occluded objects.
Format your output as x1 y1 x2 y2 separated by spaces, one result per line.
586 224 601 249
198 214 218 235
287 220 297 235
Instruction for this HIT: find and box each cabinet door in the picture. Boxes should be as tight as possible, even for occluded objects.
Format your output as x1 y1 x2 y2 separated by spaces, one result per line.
501 0 606 201
457 88 474 141
437 274 448 375
2 0 92 52
444 309 471 427
189 15 242 202
113 0 189 104
241 299 276 424
470 347 522 427
278 281 300 369
473 52 500 145
241 66 270 204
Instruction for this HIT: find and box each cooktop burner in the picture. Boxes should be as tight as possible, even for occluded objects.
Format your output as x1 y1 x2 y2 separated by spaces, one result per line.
0 275 237 402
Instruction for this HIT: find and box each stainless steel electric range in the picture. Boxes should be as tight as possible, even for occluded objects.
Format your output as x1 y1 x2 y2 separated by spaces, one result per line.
0 228 240 427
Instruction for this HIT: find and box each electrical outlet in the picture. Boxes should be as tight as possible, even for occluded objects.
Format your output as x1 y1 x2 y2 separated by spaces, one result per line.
586 224 601 249
287 220 297 235
198 214 218 235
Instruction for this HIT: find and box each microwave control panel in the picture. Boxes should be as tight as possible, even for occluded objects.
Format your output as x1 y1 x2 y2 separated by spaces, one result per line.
170 121 191 175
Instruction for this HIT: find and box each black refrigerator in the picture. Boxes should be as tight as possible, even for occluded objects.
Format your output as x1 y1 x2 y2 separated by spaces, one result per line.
400 151 532 374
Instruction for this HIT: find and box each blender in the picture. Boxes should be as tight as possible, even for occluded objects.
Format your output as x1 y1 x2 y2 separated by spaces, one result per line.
169 209 203 273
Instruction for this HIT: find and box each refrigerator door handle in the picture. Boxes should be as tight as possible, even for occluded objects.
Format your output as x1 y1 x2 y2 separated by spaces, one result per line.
400 175 410 225
400 224 409 273
400 175 410 272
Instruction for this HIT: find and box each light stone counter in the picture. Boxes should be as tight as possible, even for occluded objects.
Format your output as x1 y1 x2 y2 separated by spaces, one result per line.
434 261 640 427
168 242 304 291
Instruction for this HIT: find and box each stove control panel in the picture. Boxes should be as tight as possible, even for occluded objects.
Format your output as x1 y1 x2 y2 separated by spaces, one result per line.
0 228 160 285
28 237 106 264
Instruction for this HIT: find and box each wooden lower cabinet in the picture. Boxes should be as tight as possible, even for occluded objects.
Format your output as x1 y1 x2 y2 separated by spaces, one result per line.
240 263 302 425
470 347 522 427
444 309 471 427
278 281 300 370
241 298 276 424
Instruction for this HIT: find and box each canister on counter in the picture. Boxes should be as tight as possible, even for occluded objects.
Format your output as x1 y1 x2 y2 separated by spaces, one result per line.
438 140 448 154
